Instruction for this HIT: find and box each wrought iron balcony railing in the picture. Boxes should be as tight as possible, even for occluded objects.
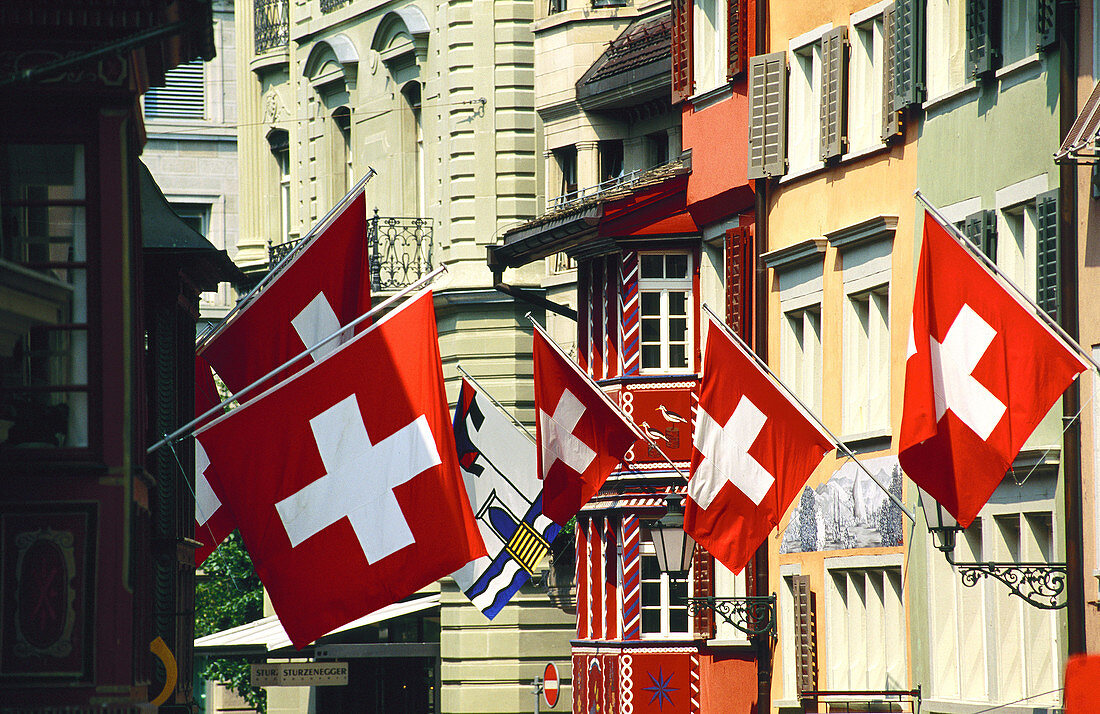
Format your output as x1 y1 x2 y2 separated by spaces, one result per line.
320 0 351 13
254 0 289 55
267 209 434 292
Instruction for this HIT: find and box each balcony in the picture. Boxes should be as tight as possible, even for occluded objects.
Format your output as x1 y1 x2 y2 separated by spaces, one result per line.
320 0 351 13
268 210 433 291
253 0 288 55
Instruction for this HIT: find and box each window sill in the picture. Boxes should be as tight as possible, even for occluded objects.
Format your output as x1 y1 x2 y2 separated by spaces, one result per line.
921 699 1060 714
689 83 733 112
923 81 979 112
839 428 892 454
705 637 752 648
839 141 891 165
995 53 1042 81
779 160 827 185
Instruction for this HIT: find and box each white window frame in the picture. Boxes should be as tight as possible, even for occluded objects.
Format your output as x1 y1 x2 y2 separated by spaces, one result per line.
924 0 966 101
692 0 729 96
788 25 830 174
638 252 694 375
848 4 889 154
823 554 906 691
995 174 1049 303
768 240 826 416
639 537 692 639
1000 0 1039 68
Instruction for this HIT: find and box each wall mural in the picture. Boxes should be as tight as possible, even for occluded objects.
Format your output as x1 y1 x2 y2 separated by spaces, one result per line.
779 455 904 553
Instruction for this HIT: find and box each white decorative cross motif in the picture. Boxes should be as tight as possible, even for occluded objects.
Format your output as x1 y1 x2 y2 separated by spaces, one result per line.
929 303 1006 440
539 388 596 478
291 292 342 362
690 396 775 509
275 394 442 563
195 441 222 526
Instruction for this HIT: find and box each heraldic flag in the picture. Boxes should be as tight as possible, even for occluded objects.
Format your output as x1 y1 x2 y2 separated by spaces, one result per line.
192 190 371 564
532 326 638 525
196 289 485 648
451 378 561 618
899 213 1087 527
685 313 833 574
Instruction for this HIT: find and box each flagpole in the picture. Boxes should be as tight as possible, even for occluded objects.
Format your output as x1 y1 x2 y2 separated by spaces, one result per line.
702 304 916 523
915 189 1097 373
197 168 378 351
524 313 690 483
149 262 447 455
455 363 537 444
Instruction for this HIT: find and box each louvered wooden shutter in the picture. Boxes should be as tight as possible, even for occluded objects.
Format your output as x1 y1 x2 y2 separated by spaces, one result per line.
892 0 924 108
966 0 996 79
792 575 817 695
963 210 997 259
725 225 753 339
748 52 788 179
145 61 205 119
672 0 694 103
882 4 903 141
692 550 714 638
727 0 746 79
820 26 848 162
1036 189 1061 320
1037 0 1058 52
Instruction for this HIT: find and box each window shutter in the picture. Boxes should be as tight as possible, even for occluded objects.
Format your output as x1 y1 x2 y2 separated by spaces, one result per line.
725 225 754 339
963 210 997 259
820 26 848 162
692 550 714 638
727 0 746 79
966 0 997 79
882 4 903 141
145 61 205 119
892 0 924 108
1037 0 1058 52
672 0 694 103
793 575 817 695
748 52 788 180
1036 189 1060 320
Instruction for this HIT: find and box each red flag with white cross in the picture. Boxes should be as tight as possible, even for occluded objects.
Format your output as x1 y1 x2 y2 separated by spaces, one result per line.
899 212 1086 527
195 290 485 648
198 190 370 398
684 313 833 574
194 354 234 566
532 327 637 525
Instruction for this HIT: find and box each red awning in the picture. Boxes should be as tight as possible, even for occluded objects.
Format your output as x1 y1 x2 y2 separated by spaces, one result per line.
598 174 698 239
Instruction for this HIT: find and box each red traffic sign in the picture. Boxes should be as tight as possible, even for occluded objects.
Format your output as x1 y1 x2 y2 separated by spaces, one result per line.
543 662 560 708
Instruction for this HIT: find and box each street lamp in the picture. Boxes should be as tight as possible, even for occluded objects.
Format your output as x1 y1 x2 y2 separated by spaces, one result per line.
917 487 1067 610
647 494 776 638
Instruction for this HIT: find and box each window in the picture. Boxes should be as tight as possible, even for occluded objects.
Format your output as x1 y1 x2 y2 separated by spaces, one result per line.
825 561 905 689
1000 0 1038 66
693 0 728 94
268 129 292 243
640 536 690 637
555 146 578 199
548 0 567 14
599 140 624 185
993 178 1060 318
171 203 211 237
783 306 822 413
849 11 886 152
844 288 889 434
789 35 824 173
925 0 964 98
144 60 205 120
332 106 353 199
639 253 693 373
0 144 89 448
646 131 669 168
401 83 424 215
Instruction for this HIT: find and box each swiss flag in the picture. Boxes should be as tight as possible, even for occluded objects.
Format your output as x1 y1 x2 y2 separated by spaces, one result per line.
684 314 832 574
198 191 371 398
532 327 637 525
194 354 234 566
1064 654 1100 714
195 290 485 648
899 213 1086 527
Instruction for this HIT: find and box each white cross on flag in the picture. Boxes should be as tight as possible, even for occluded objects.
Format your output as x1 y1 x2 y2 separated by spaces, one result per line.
532 328 637 525
684 314 833 575
195 290 485 648
192 191 371 565
899 213 1087 527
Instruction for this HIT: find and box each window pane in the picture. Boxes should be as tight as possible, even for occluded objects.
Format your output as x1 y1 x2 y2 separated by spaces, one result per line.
669 291 687 315
641 292 661 314
666 254 688 278
642 345 661 369
668 345 687 368
641 254 664 278
669 576 688 604
642 581 661 604
642 610 661 633
669 318 687 342
669 608 689 633
1 145 83 201
642 317 661 342
0 391 88 448
642 556 660 579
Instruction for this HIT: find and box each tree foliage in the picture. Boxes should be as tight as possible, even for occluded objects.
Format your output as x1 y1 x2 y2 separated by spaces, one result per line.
195 531 266 712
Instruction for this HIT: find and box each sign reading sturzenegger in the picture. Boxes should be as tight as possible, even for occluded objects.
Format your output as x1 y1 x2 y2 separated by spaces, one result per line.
251 662 348 687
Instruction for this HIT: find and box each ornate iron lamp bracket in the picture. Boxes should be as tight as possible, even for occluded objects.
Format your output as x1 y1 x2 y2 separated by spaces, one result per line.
948 555 1068 610
686 595 777 638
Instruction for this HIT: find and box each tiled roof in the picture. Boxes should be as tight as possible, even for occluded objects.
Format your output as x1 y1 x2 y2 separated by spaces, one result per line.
583 13 672 86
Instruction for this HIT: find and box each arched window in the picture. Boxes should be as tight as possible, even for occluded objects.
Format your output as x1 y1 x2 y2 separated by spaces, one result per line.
401 82 424 216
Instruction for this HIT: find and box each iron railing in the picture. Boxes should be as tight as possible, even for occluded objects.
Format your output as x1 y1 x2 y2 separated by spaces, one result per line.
370 210 434 290
266 209 434 292
254 0 289 54
320 0 351 13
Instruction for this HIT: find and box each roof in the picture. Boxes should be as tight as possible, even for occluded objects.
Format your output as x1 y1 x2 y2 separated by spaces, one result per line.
1056 80 1100 164
577 13 672 112
194 593 440 656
